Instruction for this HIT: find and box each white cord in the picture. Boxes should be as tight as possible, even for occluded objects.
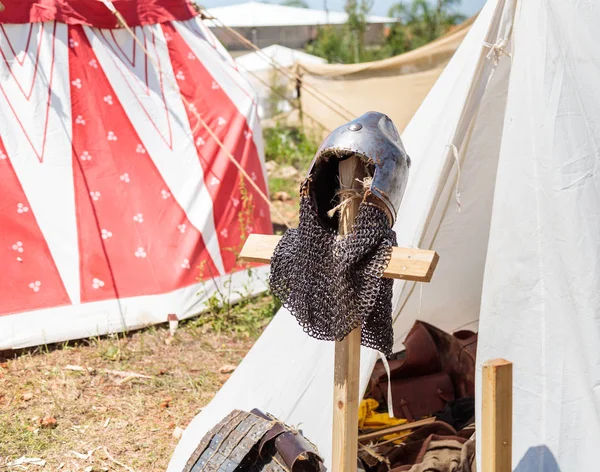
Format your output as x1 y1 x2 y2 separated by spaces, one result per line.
378 352 395 418
446 143 462 213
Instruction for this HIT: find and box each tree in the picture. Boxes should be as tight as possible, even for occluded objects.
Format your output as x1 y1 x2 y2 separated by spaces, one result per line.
307 0 466 64
386 0 466 54
306 0 373 63
306 26 351 64
281 0 309 7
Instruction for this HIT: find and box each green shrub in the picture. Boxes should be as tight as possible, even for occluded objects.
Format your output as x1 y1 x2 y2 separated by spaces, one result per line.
263 123 318 170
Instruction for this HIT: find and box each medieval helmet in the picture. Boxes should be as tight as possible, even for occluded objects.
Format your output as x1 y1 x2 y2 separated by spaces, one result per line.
303 111 411 229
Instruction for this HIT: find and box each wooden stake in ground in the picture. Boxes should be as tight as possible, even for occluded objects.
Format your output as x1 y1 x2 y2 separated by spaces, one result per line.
482 358 513 472
332 156 364 472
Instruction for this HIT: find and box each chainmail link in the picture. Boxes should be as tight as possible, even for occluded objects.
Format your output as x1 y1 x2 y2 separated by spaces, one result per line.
269 195 397 355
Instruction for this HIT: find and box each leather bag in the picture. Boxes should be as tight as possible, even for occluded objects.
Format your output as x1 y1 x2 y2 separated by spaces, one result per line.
368 321 478 419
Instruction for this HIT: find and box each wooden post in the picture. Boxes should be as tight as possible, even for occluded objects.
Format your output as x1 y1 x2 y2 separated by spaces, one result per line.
331 156 363 472
482 358 513 472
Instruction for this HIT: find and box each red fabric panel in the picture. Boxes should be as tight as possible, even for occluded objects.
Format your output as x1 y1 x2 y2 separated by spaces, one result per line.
163 22 272 271
0 138 71 316
68 25 219 303
0 0 197 27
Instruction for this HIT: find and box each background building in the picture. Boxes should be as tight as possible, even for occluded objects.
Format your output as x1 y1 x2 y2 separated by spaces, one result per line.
205 1 395 51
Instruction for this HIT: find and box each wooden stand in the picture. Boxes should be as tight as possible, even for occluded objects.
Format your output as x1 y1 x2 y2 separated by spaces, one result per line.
238 160 439 472
482 358 513 472
239 229 514 472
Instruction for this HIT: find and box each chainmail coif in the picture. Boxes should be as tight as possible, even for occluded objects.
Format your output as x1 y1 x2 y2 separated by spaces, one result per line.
269 195 397 355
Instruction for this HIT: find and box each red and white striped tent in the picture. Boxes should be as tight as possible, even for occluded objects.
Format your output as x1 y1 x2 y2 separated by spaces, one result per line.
0 0 272 350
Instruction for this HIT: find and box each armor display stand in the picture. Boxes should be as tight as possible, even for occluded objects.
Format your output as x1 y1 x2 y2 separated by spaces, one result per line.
239 111 435 472
239 163 440 472
240 228 515 472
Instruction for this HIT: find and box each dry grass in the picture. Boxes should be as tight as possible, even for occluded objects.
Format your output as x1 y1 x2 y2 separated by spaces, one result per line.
0 316 266 471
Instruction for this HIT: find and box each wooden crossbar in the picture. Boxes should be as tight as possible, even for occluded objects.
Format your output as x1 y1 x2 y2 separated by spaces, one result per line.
238 234 439 283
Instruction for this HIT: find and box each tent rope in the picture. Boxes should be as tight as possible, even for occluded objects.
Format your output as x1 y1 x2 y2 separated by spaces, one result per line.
483 38 511 66
446 143 462 213
238 64 331 131
99 0 292 229
196 6 356 122
378 352 395 419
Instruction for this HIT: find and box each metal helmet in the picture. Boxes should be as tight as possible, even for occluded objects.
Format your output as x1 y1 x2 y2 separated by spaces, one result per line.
303 111 410 229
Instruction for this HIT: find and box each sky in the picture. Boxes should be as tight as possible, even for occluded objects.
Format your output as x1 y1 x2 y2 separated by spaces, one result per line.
202 0 487 18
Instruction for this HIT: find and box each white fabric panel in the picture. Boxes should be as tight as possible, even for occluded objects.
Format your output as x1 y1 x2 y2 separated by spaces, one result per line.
168 1 510 469
392 50 510 351
235 45 326 71
85 24 226 275
388 0 512 343
196 17 268 167
0 22 80 304
0 266 269 350
477 0 600 468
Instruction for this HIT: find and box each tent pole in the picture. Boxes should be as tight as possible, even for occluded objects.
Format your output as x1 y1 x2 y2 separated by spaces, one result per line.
482 358 513 472
332 156 362 472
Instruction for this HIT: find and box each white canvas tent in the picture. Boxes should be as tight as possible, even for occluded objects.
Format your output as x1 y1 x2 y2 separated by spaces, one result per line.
169 0 600 469
235 45 325 119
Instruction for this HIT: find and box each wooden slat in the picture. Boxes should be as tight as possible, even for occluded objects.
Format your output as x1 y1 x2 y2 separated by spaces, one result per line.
358 417 436 442
482 358 513 472
331 156 361 472
332 328 361 471
239 234 440 283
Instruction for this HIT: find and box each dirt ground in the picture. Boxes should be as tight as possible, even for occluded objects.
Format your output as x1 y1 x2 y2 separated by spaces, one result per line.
0 320 261 471
0 128 307 472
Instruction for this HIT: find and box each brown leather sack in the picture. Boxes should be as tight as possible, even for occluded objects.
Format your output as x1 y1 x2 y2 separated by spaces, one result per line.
376 422 459 472
395 435 469 472
369 321 478 411
384 372 455 421
369 321 442 404
421 323 477 398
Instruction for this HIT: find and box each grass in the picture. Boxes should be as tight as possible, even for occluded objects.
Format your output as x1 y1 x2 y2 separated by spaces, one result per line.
263 123 318 171
263 123 317 231
0 292 278 471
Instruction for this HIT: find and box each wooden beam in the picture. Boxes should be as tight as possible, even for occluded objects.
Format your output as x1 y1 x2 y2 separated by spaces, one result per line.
332 156 362 472
357 417 436 442
239 234 439 283
482 358 513 472
332 328 361 471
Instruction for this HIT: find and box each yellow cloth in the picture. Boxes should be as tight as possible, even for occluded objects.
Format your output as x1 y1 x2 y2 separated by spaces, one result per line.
358 398 405 429
358 399 414 443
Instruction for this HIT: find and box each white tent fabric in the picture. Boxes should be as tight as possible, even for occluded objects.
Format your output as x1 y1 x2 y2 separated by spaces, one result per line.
169 0 600 469
236 45 326 72
477 0 600 468
235 45 325 119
